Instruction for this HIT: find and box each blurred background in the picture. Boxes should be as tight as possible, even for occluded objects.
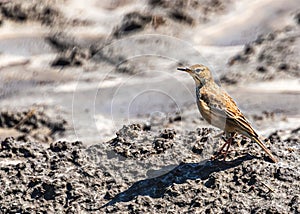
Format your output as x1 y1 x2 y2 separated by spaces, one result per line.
0 0 299 145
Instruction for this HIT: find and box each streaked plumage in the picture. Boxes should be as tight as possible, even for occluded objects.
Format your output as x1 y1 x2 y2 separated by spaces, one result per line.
178 64 278 163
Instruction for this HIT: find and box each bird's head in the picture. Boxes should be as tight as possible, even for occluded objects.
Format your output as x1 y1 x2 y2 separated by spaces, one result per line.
177 64 213 86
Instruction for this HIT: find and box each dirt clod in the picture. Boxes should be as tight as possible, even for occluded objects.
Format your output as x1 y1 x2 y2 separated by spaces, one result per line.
0 109 67 143
224 23 300 84
113 12 152 38
109 124 176 159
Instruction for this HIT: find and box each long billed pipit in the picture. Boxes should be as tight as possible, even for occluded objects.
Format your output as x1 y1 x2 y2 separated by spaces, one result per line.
178 64 278 163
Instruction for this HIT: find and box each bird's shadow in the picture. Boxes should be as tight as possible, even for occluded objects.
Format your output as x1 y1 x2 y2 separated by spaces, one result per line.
103 154 254 207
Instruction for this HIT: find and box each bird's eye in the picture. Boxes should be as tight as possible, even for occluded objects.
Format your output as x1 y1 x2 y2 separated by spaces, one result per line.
195 68 203 73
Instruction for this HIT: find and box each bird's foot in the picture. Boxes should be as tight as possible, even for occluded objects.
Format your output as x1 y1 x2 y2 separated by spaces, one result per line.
211 150 231 161
211 136 233 161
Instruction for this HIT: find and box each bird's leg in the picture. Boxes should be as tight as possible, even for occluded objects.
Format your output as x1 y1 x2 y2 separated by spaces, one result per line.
217 139 230 154
211 138 230 160
211 133 235 161
222 133 237 160
222 137 233 160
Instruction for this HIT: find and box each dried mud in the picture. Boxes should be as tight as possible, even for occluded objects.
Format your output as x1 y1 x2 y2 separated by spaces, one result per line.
41 0 234 69
0 0 86 26
222 12 300 85
0 109 67 144
0 125 299 213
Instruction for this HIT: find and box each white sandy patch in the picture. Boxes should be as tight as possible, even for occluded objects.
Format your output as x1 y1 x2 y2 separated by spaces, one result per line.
54 81 103 93
94 114 117 141
54 82 78 92
243 80 300 93
0 54 29 68
53 78 127 93
260 117 300 137
0 22 47 39
98 77 124 88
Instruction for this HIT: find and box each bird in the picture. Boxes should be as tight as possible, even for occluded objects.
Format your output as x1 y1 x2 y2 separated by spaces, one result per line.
177 64 278 163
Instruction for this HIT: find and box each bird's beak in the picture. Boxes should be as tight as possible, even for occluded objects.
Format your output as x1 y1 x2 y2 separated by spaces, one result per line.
177 67 192 73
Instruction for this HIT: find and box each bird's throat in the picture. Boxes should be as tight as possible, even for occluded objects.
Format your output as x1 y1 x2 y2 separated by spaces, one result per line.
194 77 206 88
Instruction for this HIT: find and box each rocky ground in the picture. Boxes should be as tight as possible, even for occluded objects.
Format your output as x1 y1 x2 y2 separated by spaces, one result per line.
0 107 67 143
0 124 299 213
221 13 300 85
0 0 299 213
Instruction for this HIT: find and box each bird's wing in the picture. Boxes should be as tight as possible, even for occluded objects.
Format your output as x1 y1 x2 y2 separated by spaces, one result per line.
200 85 257 137
223 92 258 137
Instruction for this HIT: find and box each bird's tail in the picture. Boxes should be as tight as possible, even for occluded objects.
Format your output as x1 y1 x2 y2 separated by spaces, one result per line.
252 136 278 163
